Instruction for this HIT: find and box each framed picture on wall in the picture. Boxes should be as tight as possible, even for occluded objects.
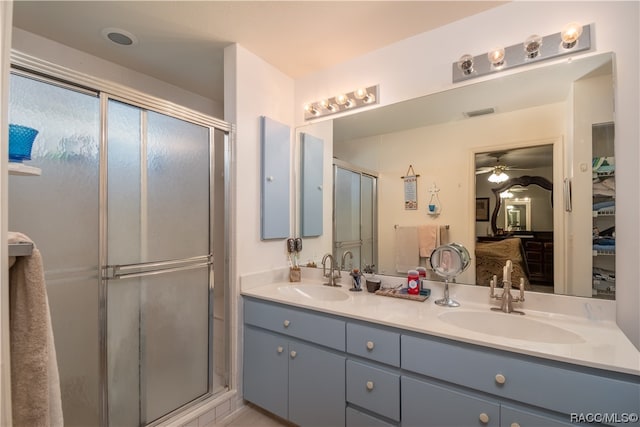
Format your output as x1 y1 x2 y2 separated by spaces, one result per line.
476 197 490 222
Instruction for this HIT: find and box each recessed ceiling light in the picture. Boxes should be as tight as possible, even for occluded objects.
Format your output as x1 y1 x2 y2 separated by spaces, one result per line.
101 27 138 46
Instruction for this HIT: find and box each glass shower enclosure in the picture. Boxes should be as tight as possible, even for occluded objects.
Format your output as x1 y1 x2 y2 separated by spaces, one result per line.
8 71 229 426
333 160 377 273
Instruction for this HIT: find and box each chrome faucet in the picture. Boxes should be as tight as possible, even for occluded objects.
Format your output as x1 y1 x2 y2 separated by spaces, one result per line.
321 253 341 287
341 250 353 272
490 260 525 314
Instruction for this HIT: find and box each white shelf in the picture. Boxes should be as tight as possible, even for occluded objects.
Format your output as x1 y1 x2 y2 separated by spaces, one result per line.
8 162 41 176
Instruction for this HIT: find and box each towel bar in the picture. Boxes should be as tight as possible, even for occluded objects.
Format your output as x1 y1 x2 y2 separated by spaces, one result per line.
8 242 33 257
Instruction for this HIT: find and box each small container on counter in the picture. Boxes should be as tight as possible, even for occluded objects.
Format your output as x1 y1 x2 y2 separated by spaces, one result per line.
416 266 427 290
407 269 420 295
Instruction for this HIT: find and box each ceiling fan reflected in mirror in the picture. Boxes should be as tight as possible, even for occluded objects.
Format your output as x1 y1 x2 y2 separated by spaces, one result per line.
475 152 530 183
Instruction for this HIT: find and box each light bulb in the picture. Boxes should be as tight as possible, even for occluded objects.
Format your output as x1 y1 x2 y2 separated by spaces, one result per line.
335 94 348 105
320 99 337 112
457 54 474 75
304 103 318 115
524 35 542 58
561 22 583 48
488 47 505 67
354 88 368 100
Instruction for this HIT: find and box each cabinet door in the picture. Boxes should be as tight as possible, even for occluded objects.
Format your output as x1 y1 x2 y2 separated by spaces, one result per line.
243 327 288 419
289 341 346 427
501 404 573 427
402 376 500 427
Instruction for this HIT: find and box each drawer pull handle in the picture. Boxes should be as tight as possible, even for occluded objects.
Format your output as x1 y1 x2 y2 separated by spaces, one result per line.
511 423 521 427
366 341 375 351
283 320 291 328
276 346 284 354
290 350 297 359
495 373 506 385
479 413 490 424
366 381 374 391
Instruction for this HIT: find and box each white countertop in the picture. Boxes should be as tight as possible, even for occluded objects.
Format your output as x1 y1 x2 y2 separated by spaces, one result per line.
241 269 640 376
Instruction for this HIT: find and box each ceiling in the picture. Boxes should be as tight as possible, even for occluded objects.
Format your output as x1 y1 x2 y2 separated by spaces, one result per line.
11 1 506 104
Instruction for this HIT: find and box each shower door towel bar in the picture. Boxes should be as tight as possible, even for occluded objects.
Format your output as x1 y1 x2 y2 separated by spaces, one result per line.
8 242 34 257
104 254 212 280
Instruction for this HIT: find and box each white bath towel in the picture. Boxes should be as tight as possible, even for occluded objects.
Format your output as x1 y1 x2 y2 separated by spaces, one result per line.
9 232 64 427
395 226 419 273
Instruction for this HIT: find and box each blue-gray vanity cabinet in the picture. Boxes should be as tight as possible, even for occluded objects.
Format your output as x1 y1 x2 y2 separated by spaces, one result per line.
346 322 400 367
401 333 639 426
401 375 500 427
243 299 346 427
243 326 288 419
346 360 400 422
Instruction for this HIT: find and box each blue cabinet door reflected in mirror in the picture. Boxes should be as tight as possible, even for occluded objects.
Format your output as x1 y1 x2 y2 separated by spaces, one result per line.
301 133 324 237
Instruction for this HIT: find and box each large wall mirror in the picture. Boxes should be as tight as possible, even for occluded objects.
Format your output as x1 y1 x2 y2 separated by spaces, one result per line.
297 52 614 299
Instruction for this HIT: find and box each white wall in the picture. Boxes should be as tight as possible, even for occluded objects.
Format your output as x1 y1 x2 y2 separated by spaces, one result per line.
11 28 222 118
223 43 296 397
296 1 639 348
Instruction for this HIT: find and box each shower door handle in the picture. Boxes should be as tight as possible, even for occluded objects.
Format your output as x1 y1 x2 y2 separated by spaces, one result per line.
104 255 212 280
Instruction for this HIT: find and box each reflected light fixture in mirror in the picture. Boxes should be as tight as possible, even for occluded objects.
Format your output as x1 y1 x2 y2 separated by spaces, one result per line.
304 85 379 120
488 170 509 183
452 22 591 82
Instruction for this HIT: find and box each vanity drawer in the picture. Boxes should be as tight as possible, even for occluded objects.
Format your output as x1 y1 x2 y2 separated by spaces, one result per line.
401 334 640 417
347 322 400 367
244 298 345 351
401 375 500 427
346 407 395 427
346 360 400 421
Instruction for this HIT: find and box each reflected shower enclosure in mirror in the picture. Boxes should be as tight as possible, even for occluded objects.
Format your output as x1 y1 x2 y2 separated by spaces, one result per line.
298 52 614 299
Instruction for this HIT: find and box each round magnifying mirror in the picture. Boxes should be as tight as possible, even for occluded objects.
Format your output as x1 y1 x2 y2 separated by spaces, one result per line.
430 243 470 278
430 243 471 307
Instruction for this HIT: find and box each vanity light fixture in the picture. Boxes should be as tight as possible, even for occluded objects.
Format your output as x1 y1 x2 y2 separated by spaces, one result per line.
452 23 591 83
304 85 379 120
500 190 514 199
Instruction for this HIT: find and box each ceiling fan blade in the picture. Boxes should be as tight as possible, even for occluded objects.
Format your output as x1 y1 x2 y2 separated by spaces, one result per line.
475 167 493 174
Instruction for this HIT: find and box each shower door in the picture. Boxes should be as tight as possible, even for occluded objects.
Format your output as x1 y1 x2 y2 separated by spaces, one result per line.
104 99 215 426
333 161 377 272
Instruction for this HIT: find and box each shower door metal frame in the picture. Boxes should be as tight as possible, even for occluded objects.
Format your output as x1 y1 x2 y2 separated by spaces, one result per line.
10 50 233 427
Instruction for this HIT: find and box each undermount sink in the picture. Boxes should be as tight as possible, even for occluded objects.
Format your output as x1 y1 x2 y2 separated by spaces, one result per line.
438 311 585 344
277 284 349 302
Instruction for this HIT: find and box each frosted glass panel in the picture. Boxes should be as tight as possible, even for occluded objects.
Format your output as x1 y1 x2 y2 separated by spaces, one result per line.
335 167 361 243
107 100 142 265
142 267 210 423
147 111 210 260
8 73 101 427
